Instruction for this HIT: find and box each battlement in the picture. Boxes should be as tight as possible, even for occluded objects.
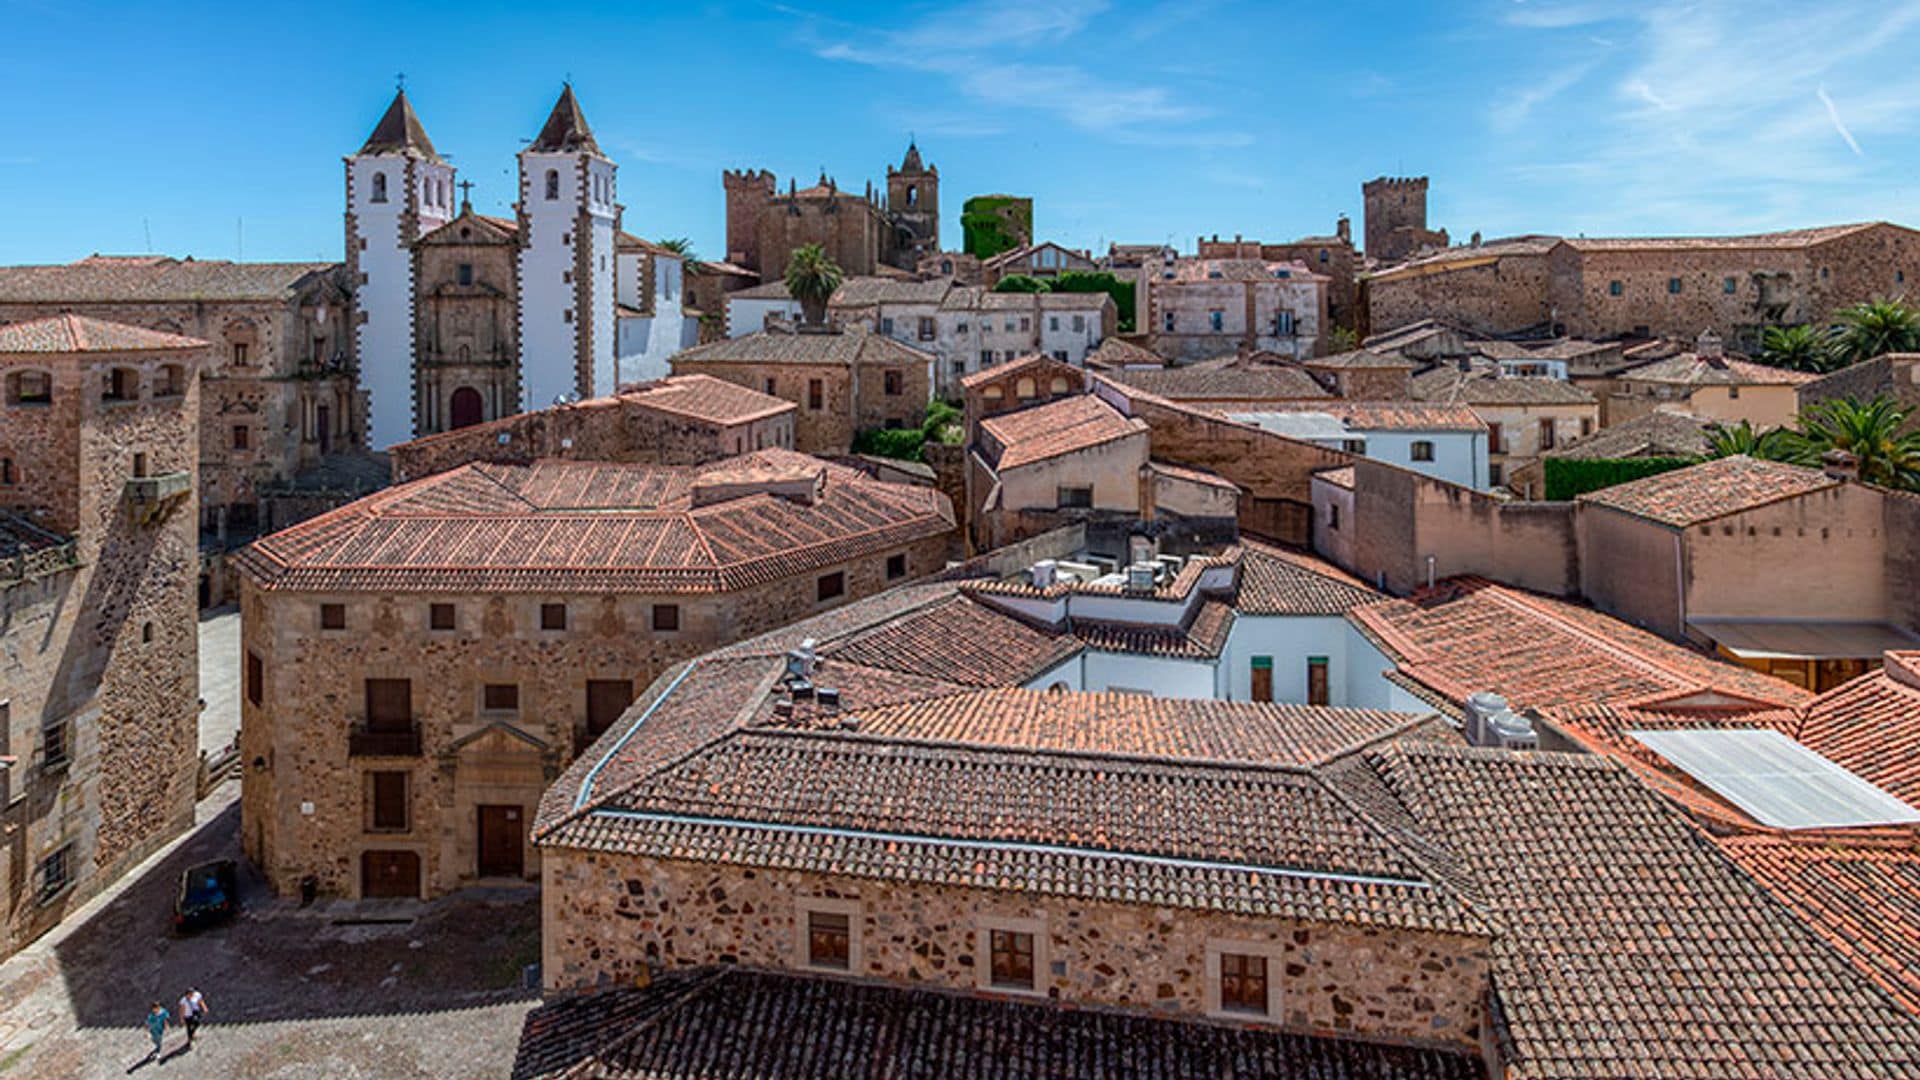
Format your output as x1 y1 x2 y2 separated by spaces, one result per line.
1363 175 1429 195
722 168 776 193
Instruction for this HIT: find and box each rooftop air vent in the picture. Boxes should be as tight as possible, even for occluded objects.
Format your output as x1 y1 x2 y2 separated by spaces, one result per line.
817 687 841 710
1125 562 1158 593
1464 691 1537 750
1031 559 1057 589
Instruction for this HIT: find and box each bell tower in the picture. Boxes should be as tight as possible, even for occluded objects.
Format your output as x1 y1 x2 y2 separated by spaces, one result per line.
517 84 620 409
885 140 939 269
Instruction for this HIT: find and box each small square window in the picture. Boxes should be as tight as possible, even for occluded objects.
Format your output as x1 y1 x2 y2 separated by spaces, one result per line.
1410 440 1435 462
37 845 71 904
483 683 519 711
429 603 455 631
886 553 907 580
1057 486 1093 510
246 650 264 706
1608 280 1623 297
816 572 845 603
989 929 1035 989
807 910 851 970
764 377 776 395
1220 952 1268 1014
1723 276 1737 294
541 603 567 631
1667 277 1682 294
320 603 346 631
41 720 68 770
652 603 680 632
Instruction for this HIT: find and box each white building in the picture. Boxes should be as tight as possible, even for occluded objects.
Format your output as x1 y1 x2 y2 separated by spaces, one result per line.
346 89 456 449
724 280 803 337
517 85 620 411
1229 403 1489 489
615 235 699 385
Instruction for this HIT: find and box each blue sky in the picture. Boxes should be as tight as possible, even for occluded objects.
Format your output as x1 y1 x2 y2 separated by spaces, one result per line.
6 0 1920 265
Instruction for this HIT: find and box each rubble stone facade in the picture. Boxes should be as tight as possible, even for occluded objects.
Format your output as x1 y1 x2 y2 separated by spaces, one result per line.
723 144 939 281
1363 177 1448 263
671 326 932 455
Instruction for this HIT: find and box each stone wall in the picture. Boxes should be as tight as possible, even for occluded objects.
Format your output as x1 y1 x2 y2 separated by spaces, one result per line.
1348 460 1578 596
1363 253 1553 339
412 217 521 435
1884 491 1920 633
672 361 850 455
540 849 1491 1050
240 531 951 900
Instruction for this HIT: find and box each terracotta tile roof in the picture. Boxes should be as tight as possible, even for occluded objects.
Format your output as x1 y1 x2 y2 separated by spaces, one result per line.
1143 459 1239 491
1231 401 1486 433
1542 409 1714 459
1369 743 1920 1076
1164 257 1326 284
0 313 208 354
671 323 929 367
1354 578 1811 715
1409 367 1595 406
1618 352 1817 387
726 279 792 300
1716 836 1920 1015
1107 361 1330 401
512 967 1489 1080
0 257 338 303
1785 653 1920 806
621 373 791 425
979 394 1145 469
1315 465 1356 489
235 450 953 594
356 89 441 160
1070 599 1236 658
1560 222 1889 252
825 593 1081 686
828 276 954 306
1084 336 1165 370
1237 542 1381 615
956 351 1066 390
1302 348 1416 370
1367 236 1561 281
1578 455 1837 528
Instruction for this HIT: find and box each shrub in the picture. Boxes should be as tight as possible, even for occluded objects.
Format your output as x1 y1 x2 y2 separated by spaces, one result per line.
852 427 927 462
1543 456 1699 501
1049 270 1135 333
992 274 1050 294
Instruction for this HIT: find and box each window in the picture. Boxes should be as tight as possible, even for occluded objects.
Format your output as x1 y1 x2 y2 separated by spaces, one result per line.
1723 276 1737 294
807 379 823 410
1163 312 1175 332
369 771 409 832
371 173 388 203
988 928 1036 989
1489 462 1504 486
1219 952 1269 1014
1329 504 1341 531
980 350 994 366
1318 248 1330 264
1667 277 1682 294
545 169 559 200
1728 385 1741 400
247 651 263 706
36 845 71 905
982 385 1003 402
1608 280 1623 297
156 364 184 396
483 684 519 712
806 909 852 970
232 342 249 366
457 263 474 286
652 603 680 632
541 603 567 631
1250 655 1273 703
1049 316 1060 332
886 553 907 580
1003 317 1016 332
586 679 634 742
41 719 68 770
881 317 895 336
764 377 776 395
884 370 903 396
0 458 12 486
320 603 346 630
1538 419 1555 451
104 367 137 401
1273 311 1296 336
951 359 965 378
231 425 250 451
1019 316 1030 332
1016 377 1036 400
132 452 147 478
1580 417 1594 437
142 621 153 644
816 571 845 602
1052 350 1068 362
364 679 413 731
1410 440 1435 462
918 316 936 341
1057 485 1093 509
429 603 455 631
1072 314 1085 332
7 369 51 404
1486 421 1504 454
1209 310 1224 332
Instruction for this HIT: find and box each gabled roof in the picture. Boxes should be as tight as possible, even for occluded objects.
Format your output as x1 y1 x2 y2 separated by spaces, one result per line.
355 89 441 161
1579 455 1838 528
671 323 929 368
1542 409 1714 460
978 393 1144 469
1237 541 1381 615
1618 352 1816 387
1786 651 1920 806
1560 222 1893 252
621 373 792 425
955 351 1074 390
1303 348 1417 370
0 314 207 355
1106 359 1330 402
418 207 519 246
1409 366 1595 406
0 257 340 303
1230 401 1486 433
527 85 601 155
1084 336 1166 370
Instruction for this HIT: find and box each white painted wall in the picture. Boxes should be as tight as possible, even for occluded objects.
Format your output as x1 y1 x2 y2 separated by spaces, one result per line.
727 297 801 337
1083 652 1218 698
519 151 618 408
616 251 693 385
349 154 453 448
1359 430 1486 490
1217 614 1411 709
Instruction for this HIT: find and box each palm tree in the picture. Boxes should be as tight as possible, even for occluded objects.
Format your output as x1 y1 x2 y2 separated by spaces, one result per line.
1704 420 1794 461
1757 324 1834 373
1830 298 1920 367
657 237 697 261
783 244 843 326
1785 396 1920 489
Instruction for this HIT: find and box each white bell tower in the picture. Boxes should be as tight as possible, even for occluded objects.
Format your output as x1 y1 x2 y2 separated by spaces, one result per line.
517 84 619 410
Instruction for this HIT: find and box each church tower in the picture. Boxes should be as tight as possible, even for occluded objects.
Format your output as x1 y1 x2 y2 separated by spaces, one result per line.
885 140 939 269
517 85 620 409
346 88 455 448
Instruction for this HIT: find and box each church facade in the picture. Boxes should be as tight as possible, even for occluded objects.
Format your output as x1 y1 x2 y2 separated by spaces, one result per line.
722 143 939 281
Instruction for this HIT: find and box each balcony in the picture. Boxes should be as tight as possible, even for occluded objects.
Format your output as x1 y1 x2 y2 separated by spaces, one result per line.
125 471 192 525
349 724 422 757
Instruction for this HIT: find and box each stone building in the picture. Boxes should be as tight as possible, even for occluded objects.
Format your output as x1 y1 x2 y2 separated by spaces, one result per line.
1198 221 1360 332
388 374 794 482
233 450 955 900
1609 331 1813 430
980 241 1095 285
0 315 203 959
1141 257 1326 362
0 255 360 550
410 204 523 434
670 323 933 454
723 142 938 281
1362 176 1448 263
960 193 1032 259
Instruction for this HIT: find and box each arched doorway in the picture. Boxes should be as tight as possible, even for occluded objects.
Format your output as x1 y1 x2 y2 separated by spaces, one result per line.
449 386 484 429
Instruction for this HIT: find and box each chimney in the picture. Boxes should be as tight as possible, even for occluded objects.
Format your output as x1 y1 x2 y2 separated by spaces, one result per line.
1030 559 1057 589
1336 215 1351 245
1695 329 1725 363
1822 448 1860 482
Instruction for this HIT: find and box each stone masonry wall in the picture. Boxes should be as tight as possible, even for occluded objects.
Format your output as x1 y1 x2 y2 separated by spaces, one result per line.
541 849 1491 1051
671 360 853 456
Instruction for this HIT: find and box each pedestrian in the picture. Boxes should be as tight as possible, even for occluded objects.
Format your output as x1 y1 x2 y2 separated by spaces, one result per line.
176 986 207 1046
143 1001 170 1060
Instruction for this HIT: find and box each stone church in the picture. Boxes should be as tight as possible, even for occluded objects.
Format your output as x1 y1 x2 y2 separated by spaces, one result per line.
723 143 939 281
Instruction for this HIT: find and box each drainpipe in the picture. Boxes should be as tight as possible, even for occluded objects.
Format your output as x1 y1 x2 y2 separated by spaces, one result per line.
1427 555 1437 591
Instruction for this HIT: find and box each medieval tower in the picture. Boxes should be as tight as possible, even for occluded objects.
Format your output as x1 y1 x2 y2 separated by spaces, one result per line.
517 85 620 409
346 89 455 448
885 141 939 266
1361 176 1447 263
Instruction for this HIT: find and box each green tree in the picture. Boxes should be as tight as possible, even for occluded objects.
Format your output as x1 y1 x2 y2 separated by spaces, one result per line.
1327 326 1360 353
1831 298 1920 367
1049 270 1136 333
1703 420 1794 461
1784 396 1920 489
1757 324 1834 373
783 244 843 326
656 237 697 261
992 274 1050 294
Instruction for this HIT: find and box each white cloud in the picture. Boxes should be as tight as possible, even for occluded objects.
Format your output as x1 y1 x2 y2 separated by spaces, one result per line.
1817 85 1864 157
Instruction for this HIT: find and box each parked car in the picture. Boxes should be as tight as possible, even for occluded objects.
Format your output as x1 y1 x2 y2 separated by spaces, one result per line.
174 859 238 931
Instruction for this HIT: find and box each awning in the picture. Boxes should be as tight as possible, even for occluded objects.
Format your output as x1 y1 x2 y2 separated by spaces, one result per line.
1687 618 1920 661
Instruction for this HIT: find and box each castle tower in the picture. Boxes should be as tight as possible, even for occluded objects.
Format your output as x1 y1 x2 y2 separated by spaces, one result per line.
1361 176 1430 261
346 89 455 448
722 168 776 274
517 85 620 408
885 141 939 270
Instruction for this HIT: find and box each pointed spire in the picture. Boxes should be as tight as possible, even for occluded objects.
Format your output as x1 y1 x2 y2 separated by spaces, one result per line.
358 89 442 161
901 139 923 173
528 84 601 155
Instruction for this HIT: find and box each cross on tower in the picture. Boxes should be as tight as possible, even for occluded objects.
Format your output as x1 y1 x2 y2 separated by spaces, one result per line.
396 72 406 92
457 180 474 211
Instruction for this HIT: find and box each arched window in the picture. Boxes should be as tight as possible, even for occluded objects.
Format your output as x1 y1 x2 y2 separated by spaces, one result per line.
156 364 186 397
5 369 51 405
371 173 388 203
1016 377 1036 400
456 344 471 363
1049 376 1069 395
907 185 918 208
449 386 485 429
983 385 1004 402
545 170 560 200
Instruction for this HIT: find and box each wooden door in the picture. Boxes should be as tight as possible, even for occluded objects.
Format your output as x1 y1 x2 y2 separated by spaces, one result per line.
361 850 420 899
317 404 332 453
450 387 484 429
1307 657 1330 707
585 680 634 742
477 805 524 878
1250 657 1273 703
